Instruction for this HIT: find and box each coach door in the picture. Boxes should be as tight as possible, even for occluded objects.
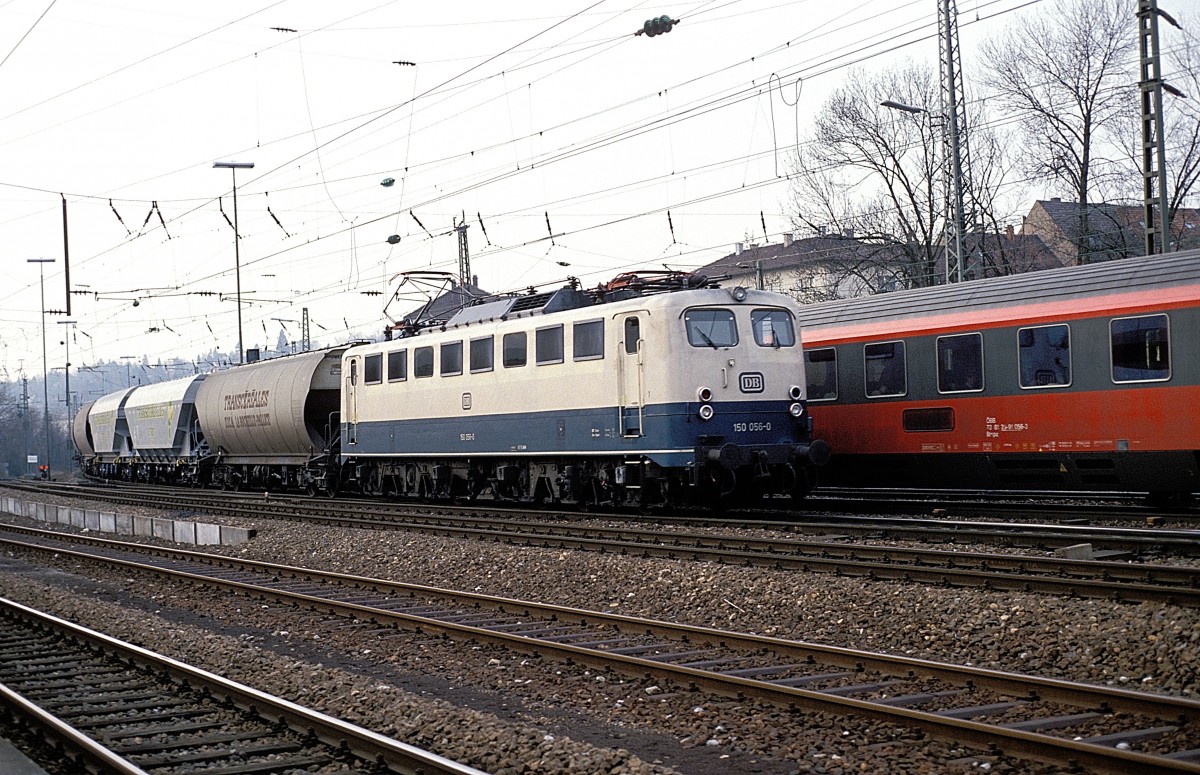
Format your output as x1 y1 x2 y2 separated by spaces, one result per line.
618 315 644 437
345 358 358 445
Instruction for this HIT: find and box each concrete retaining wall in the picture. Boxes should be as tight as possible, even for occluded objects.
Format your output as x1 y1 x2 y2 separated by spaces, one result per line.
0 495 255 546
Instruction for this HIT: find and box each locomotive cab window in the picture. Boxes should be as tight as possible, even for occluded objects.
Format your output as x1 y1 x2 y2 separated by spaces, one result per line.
751 309 796 347
503 332 527 368
364 354 383 385
936 333 984 393
414 346 434 378
864 341 906 397
1111 314 1170 383
536 325 564 365
387 350 407 382
470 336 494 373
624 317 640 354
441 341 463 376
573 319 604 361
685 308 738 348
805 348 838 401
1018 324 1071 388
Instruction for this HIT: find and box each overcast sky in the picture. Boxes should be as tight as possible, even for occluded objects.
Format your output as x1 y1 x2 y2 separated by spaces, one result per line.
1 0 1058 381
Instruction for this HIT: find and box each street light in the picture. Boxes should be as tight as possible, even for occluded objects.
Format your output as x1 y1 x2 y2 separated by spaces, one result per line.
882 100 968 284
28 257 55 480
57 319 76 472
213 161 255 365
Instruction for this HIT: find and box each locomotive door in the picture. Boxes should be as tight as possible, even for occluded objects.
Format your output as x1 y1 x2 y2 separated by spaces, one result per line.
618 315 644 437
345 358 358 445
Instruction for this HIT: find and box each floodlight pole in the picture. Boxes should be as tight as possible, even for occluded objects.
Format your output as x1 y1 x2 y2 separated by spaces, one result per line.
213 161 255 365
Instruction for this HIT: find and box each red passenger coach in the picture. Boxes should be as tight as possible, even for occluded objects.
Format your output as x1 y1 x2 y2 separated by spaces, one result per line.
796 251 1200 502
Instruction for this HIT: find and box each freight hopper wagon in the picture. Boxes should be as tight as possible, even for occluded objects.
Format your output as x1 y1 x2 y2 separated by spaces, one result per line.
122 375 209 484
80 388 136 479
195 348 346 492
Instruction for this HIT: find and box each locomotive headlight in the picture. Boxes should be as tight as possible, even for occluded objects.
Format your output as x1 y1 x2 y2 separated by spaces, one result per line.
788 385 803 400
697 386 714 403
730 286 749 302
788 402 804 418
698 404 715 421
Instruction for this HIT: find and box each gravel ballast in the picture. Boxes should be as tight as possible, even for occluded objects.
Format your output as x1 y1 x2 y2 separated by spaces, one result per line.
2 489 1196 774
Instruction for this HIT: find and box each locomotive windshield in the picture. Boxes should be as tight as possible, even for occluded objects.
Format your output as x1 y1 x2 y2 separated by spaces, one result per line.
750 309 796 347
685 308 738 348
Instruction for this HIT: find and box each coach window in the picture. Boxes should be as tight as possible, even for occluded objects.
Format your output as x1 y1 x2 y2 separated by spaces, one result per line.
685 308 738 348
573 319 604 361
864 341 906 397
1018 324 1070 388
387 350 407 382
364 353 383 385
936 333 984 393
470 336 494 373
536 325 564 365
1111 314 1170 382
441 341 463 376
503 332 527 368
414 346 434 378
751 309 796 347
805 348 838 401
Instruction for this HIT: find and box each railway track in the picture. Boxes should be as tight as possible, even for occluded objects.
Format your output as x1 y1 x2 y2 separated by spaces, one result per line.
7 485 1200 604
15 480 1200 556
2 525 1198 774
0 594 485 775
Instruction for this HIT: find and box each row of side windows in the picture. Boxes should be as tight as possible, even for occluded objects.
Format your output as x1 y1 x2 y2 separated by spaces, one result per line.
805 313 1171 401
357 319 606 385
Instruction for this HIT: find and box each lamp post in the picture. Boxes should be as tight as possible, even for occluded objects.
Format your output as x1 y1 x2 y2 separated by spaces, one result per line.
213 161 255 365
28 257 55 479
882 100 968 284
57 319 76 472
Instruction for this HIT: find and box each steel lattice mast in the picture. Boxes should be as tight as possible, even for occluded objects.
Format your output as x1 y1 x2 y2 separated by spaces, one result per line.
938 0 974 283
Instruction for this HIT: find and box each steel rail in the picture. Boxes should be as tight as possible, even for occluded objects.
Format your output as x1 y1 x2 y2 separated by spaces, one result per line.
0 595 488 775
2 528 1199 774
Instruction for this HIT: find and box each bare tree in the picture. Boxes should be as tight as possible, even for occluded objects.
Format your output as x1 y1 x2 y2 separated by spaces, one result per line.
980 0 1135 264
789 62 945 291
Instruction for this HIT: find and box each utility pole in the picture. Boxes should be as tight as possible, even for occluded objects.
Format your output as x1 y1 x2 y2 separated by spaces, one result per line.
1138 0 1184 255
301 307 311 352
21 375 30 477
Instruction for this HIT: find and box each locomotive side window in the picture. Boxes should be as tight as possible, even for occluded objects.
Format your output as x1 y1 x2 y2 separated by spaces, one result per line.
864 341 906 397
441 341 463 376
624 317 640 354
414 346 434 378
751 309 796 347
1111 314 1170 382
349 359 357 386
503 332 527 368
936 333 984 393
1018 324 1071 388
685 308 738 348
536 325 564 365
364 354 383 385
573 319 605 361
804 348 838 401
387 350 407 382
470 336 494 373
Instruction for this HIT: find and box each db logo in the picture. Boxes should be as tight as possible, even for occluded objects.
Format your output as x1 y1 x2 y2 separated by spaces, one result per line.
739 372 764 393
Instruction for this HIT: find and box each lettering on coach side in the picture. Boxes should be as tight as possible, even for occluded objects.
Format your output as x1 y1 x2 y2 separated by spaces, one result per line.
224 389 271 411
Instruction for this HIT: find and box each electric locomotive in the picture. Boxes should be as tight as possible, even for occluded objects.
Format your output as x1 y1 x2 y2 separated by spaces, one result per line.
797 251 1200 502
337 273 828 507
